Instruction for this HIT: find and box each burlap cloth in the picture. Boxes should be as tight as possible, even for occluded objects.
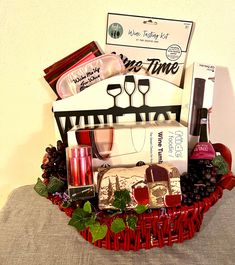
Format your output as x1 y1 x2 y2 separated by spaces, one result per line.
0 185 234 265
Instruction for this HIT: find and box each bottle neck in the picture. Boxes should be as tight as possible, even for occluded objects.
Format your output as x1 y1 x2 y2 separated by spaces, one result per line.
199 117 208 142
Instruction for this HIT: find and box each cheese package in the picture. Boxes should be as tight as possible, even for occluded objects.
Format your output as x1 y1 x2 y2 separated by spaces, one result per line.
97 163 182 210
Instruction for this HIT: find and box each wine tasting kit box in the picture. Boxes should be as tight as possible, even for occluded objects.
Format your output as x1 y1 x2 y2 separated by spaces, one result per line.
67 120 188 174
180 62 216 151
105 13 194 87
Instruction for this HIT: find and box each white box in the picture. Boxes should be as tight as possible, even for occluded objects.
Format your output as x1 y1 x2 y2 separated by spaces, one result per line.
180 62 216 151
67 120 188 174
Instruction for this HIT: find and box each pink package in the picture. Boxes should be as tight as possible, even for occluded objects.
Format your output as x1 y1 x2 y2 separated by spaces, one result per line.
56 54 126 99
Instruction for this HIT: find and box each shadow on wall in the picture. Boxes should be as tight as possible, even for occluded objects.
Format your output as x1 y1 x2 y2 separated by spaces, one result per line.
211 66 235 171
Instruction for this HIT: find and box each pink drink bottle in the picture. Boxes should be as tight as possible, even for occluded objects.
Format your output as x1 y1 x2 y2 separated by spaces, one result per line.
69 145 93 186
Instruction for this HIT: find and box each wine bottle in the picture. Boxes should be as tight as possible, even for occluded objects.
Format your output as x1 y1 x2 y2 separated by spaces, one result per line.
190 108 215 160
199 108 209 142
190 78 205 136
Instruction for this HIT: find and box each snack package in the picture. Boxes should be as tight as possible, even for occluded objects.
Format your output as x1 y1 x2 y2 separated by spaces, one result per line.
97 163 182 210
56 54 126 99
44 41 103 98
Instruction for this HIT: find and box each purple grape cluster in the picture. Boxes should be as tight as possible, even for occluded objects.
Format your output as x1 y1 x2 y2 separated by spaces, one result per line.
180 159 217 205
41 140 67 182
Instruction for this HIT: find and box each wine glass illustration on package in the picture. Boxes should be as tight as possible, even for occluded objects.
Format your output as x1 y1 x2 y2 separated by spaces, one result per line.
124 75 136 107
106 84 122 108
138 79 150 106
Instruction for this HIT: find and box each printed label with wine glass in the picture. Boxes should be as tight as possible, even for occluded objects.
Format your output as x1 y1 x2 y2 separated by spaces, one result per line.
105 13 194 86
97 163 182 210
67 120 188 174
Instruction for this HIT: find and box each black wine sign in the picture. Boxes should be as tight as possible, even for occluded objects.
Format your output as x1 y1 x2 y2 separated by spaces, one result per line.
53 75 182 144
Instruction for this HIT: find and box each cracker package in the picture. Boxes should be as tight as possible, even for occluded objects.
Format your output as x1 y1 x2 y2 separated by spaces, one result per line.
97 163 182 210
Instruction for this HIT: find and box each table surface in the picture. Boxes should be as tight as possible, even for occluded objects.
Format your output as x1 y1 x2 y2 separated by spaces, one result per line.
0 185 234 265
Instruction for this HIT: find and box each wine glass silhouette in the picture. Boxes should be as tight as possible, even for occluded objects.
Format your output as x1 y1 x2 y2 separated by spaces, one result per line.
106 84 122 107
138 79 150 106
124 75 136 107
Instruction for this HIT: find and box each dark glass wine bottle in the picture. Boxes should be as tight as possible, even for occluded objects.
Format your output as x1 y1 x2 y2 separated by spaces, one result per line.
199 108 209 142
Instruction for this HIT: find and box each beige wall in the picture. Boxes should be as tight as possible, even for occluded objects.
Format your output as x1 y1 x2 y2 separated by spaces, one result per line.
1 0 235 208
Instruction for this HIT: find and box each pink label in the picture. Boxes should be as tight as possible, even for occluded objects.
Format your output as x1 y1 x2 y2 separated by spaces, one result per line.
190 142 215 160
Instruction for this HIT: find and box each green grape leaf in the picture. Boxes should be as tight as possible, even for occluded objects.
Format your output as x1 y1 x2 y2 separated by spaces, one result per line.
83 201 92 214
68 208 91 232
112 189 131 211
212 155 229 175
89 222 108 243
34 178 48 197
68 217 86 232
85 214 96 227
110 218 126 233
61 201 71 208
72 207 90 219
126 216 137 230
47 176 65 194
134 204 148 214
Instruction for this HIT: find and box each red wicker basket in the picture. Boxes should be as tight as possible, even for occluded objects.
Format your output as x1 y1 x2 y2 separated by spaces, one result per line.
49 143 235 251
79 186 223 250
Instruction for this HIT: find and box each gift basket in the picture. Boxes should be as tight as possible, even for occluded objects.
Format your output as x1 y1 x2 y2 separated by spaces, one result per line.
34 13 235 251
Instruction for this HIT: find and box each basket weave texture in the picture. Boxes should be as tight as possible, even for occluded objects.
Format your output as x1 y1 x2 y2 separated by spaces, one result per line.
79 186 223 250
49 185 223 251
48 143 234 251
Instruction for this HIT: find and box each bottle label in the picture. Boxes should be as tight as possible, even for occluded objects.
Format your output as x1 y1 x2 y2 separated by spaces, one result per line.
200 118 207 125
190 142 215 160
